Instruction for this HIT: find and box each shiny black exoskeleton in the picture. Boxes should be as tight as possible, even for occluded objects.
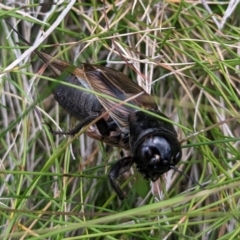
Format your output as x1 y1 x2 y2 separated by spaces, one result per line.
7 21 182 200
51 66 182 200
108 111 181 199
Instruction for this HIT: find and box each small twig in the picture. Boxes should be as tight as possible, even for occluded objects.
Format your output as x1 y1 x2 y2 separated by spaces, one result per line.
219 0 240 30
201 0 220 29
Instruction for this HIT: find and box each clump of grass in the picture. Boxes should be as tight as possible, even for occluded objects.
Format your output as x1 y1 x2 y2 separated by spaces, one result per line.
0 1 240 239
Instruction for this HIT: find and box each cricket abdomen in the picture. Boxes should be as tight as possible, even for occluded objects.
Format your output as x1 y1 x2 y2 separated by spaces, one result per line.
53 74 104 121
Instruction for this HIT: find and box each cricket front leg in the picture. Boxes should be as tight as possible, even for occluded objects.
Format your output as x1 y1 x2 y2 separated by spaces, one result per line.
108 156 133 200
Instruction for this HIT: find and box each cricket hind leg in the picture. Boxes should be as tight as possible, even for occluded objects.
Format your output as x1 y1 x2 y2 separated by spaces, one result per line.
45 115 114 137
45 115 99 136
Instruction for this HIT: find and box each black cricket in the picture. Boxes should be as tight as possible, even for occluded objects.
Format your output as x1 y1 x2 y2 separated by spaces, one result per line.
7 21 182 200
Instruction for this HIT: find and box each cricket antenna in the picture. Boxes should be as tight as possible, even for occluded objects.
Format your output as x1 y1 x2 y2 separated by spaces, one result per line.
170 165 204 189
